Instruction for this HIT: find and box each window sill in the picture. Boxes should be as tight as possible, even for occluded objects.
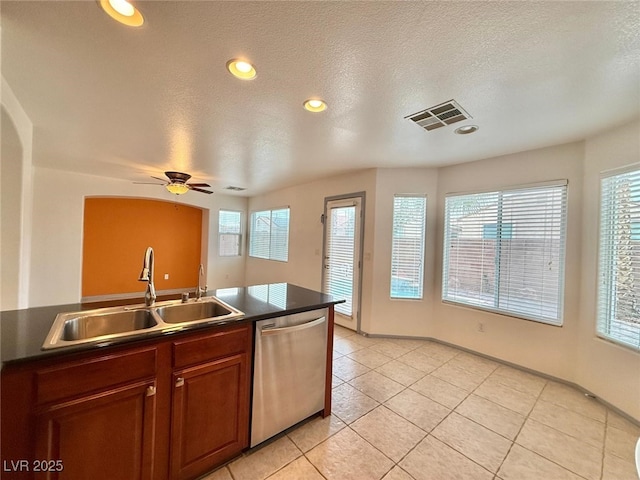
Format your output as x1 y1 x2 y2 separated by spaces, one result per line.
441 299 563 327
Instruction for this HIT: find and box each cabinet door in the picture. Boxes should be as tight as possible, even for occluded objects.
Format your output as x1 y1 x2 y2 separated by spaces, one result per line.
170 354 249 480
35 380 157 480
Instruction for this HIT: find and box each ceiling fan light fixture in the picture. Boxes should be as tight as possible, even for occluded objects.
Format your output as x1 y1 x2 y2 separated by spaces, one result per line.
109 0 134 16
226 59 257 80
303 98 327 113
166 183 190 195
99 0 144 27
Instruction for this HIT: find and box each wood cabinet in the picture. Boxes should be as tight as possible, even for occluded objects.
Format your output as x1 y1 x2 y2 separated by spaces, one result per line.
1 323 252 480
170 327 252 480
35 379 157 480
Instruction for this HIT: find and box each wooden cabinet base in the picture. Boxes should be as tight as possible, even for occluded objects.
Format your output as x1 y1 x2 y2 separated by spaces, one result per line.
1 323 252 480
35 380 156 480
170 354 250 480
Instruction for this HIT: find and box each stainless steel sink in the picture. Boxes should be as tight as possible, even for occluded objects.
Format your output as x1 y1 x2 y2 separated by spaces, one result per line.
60 309 158 341
154 298 240 324
42 305 162 349
42 297 244 350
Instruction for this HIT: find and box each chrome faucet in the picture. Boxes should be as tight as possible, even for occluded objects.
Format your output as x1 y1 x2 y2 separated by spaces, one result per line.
196 263 207 300
138 246 156 307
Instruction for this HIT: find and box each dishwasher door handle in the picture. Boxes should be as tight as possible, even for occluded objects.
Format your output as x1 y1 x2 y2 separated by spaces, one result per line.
260 316 326 336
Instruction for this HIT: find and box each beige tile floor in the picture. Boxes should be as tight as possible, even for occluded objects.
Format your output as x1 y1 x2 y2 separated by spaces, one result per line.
203 325 640 480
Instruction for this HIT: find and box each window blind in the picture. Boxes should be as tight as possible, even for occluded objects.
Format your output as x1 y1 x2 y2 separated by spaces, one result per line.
324 204 357 317
270 208 290 262
597 167 640 349
219 210 242 256
443 183 567 325
390 195 426 299
249 208 290 261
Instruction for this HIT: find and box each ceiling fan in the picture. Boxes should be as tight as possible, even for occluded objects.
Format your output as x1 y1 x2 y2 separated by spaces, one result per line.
135 171 213 195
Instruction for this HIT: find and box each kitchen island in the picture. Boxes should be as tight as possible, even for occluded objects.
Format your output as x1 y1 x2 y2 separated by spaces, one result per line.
1 283 342 480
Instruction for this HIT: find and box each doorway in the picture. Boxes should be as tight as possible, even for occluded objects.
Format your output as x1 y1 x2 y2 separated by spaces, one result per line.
322 193 365 332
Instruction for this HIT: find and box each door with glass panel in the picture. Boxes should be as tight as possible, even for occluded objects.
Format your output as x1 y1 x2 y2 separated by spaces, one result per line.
322 196 363 331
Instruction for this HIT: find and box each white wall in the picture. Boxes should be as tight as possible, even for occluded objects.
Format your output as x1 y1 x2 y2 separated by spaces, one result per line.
1 107 22 310
246 169 377 331
1 77 34 309
245 168 443 336
28 167 247 307
432 142 585 383
576 121 640 419
368 168 439 337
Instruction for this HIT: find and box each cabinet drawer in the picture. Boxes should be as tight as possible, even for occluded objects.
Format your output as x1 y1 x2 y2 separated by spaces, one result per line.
173 324 251 368
35 347 157 405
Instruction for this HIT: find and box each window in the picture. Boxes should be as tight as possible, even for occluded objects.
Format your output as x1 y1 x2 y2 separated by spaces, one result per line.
597 167 640 349
218 210 242 257
442 182 567 325
390 195 426 299
249 208 290 261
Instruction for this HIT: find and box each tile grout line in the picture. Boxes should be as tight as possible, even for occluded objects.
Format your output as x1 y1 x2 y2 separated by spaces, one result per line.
413 349 596 477
530 397 609 449
428 353 506 478
337 340 453 478
492 373 548 478
341 423 404 480
600 410 609 480
509 383 599 480
296 440 330 480
398 350 498 478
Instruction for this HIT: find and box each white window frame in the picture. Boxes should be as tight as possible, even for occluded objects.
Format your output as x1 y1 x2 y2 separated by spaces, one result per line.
390 194 427 300
249 207 290 262
442 180 568 326
218 210 243 257
597 165 640 350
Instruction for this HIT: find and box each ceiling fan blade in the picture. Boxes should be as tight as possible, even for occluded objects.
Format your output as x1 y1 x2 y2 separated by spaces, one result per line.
189 186 214 194
150 176 167 182
134 182 164 185
186 183 211 188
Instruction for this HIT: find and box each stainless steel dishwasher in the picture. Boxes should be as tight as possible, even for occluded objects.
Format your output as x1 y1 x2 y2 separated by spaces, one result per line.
251 308 328 447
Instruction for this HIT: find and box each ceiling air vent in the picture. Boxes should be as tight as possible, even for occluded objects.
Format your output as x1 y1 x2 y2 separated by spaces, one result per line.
406 99 471 132
225 186 246 191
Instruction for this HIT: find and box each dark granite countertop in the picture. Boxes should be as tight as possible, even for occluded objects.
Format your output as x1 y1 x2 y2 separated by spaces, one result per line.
1 283 342 365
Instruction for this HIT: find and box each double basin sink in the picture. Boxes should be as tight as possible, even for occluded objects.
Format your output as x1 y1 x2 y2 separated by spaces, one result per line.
42 296 244 350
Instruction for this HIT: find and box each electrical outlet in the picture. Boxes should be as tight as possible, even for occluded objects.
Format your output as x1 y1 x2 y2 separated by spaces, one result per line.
164 273 169 280
477 322 485 333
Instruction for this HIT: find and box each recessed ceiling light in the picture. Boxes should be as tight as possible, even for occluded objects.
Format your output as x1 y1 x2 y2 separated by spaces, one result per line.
226 59 257 80
454 125 479 135
303 98 327 113
99 0 144 27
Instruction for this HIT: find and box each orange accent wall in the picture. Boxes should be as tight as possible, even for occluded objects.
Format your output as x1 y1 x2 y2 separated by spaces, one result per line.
82 198 203 297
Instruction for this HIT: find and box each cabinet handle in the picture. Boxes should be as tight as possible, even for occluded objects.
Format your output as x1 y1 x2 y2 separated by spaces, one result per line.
176 377 184 388
146 385 156 397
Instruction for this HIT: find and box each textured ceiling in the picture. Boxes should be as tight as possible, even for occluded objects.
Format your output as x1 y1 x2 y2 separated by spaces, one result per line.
1 1 639 195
